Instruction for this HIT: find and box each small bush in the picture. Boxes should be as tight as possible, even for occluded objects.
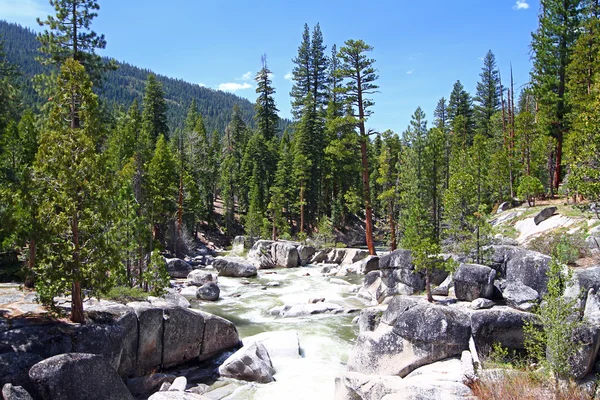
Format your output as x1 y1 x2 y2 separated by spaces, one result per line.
517 175 544 207
527 231 588 264
470 370 590 400
103 286 147 303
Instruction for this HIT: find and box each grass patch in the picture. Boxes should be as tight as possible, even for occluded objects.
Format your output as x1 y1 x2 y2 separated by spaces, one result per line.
527 229 589 263
470 370 592 400
102 286 147 303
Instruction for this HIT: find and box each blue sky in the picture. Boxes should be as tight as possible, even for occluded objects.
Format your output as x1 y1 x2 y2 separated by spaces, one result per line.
1 0 539 133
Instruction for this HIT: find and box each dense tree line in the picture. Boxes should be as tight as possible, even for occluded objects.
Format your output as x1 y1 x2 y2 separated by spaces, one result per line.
2 0 600 321
0 20 293 135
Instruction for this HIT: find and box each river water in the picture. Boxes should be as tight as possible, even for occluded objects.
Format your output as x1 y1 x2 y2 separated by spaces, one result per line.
193 264 367 399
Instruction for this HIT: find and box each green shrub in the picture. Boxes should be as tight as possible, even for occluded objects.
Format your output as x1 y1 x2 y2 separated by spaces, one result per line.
527 231 588 264
524 255 581 379
103 285 147 303
517 175 544 207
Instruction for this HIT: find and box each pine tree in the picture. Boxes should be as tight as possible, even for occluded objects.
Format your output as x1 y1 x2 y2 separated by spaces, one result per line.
105 100 140 172
147 134 177 246
434 97 451 191
142 74 169 143
565 4 600 205
36 0 116 83
219 106 248 236
448 80 475 144
292 94 317 233
34 59 119 323
310 23 329 111
376 130 401 250
474 50 501 138
290 24 312 120
269 130 294 239
255 55 279 141
531 0 584 192
336 39 379 255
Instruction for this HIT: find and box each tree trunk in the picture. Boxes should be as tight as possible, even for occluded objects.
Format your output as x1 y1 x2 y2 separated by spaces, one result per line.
299 184 305 234
553 133 563 191
71 212 84 324
360 138 376 255
25 238 35 288
425 267 433 303
389 201 396 251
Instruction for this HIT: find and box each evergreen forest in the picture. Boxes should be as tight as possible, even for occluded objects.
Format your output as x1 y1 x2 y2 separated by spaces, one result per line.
1 0 600 323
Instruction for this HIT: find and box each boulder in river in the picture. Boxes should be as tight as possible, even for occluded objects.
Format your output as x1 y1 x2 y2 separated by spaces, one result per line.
166 258 193 279
29 353 134 400
218 341 275 383
196 282 220 301
213 257 257 277
347 297 471 377
186 270 217 286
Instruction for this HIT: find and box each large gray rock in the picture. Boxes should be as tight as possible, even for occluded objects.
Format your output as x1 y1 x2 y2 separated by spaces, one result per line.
453 263 496 301
127 302 164 375
1 384 33 400
470 307 537 351
534 206 557 225
483 245 527 277
568 325 600 379
218 342 275 383
565 266 600 302
297 245 316 266
357 306 386 333
471 298 495 310
196 282 220 301
340 358 475 400
197 311 240 361
586 225 600 251
166 258 193 279
213 257 257 277
584 288 600 325
71 322 128 374
502 282 539 311
347 299 471 377
248 240 276 269
161 305 205 369
186 270 217 287
271 241 300 268
505 251 551 295
29 353 134 400
149 291 191 309
335 371 405 400
80 301 140 375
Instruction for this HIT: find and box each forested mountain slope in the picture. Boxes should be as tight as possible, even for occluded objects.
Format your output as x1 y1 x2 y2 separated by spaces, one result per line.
0 20 291 134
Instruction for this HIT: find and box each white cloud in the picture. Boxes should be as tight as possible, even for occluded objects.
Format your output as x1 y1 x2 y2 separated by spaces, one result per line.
406 70 414 75
513 0 529 10
217 82 253 92
238 71 253 81
198 83 206 87
284 72 293 81
0 0 49 20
